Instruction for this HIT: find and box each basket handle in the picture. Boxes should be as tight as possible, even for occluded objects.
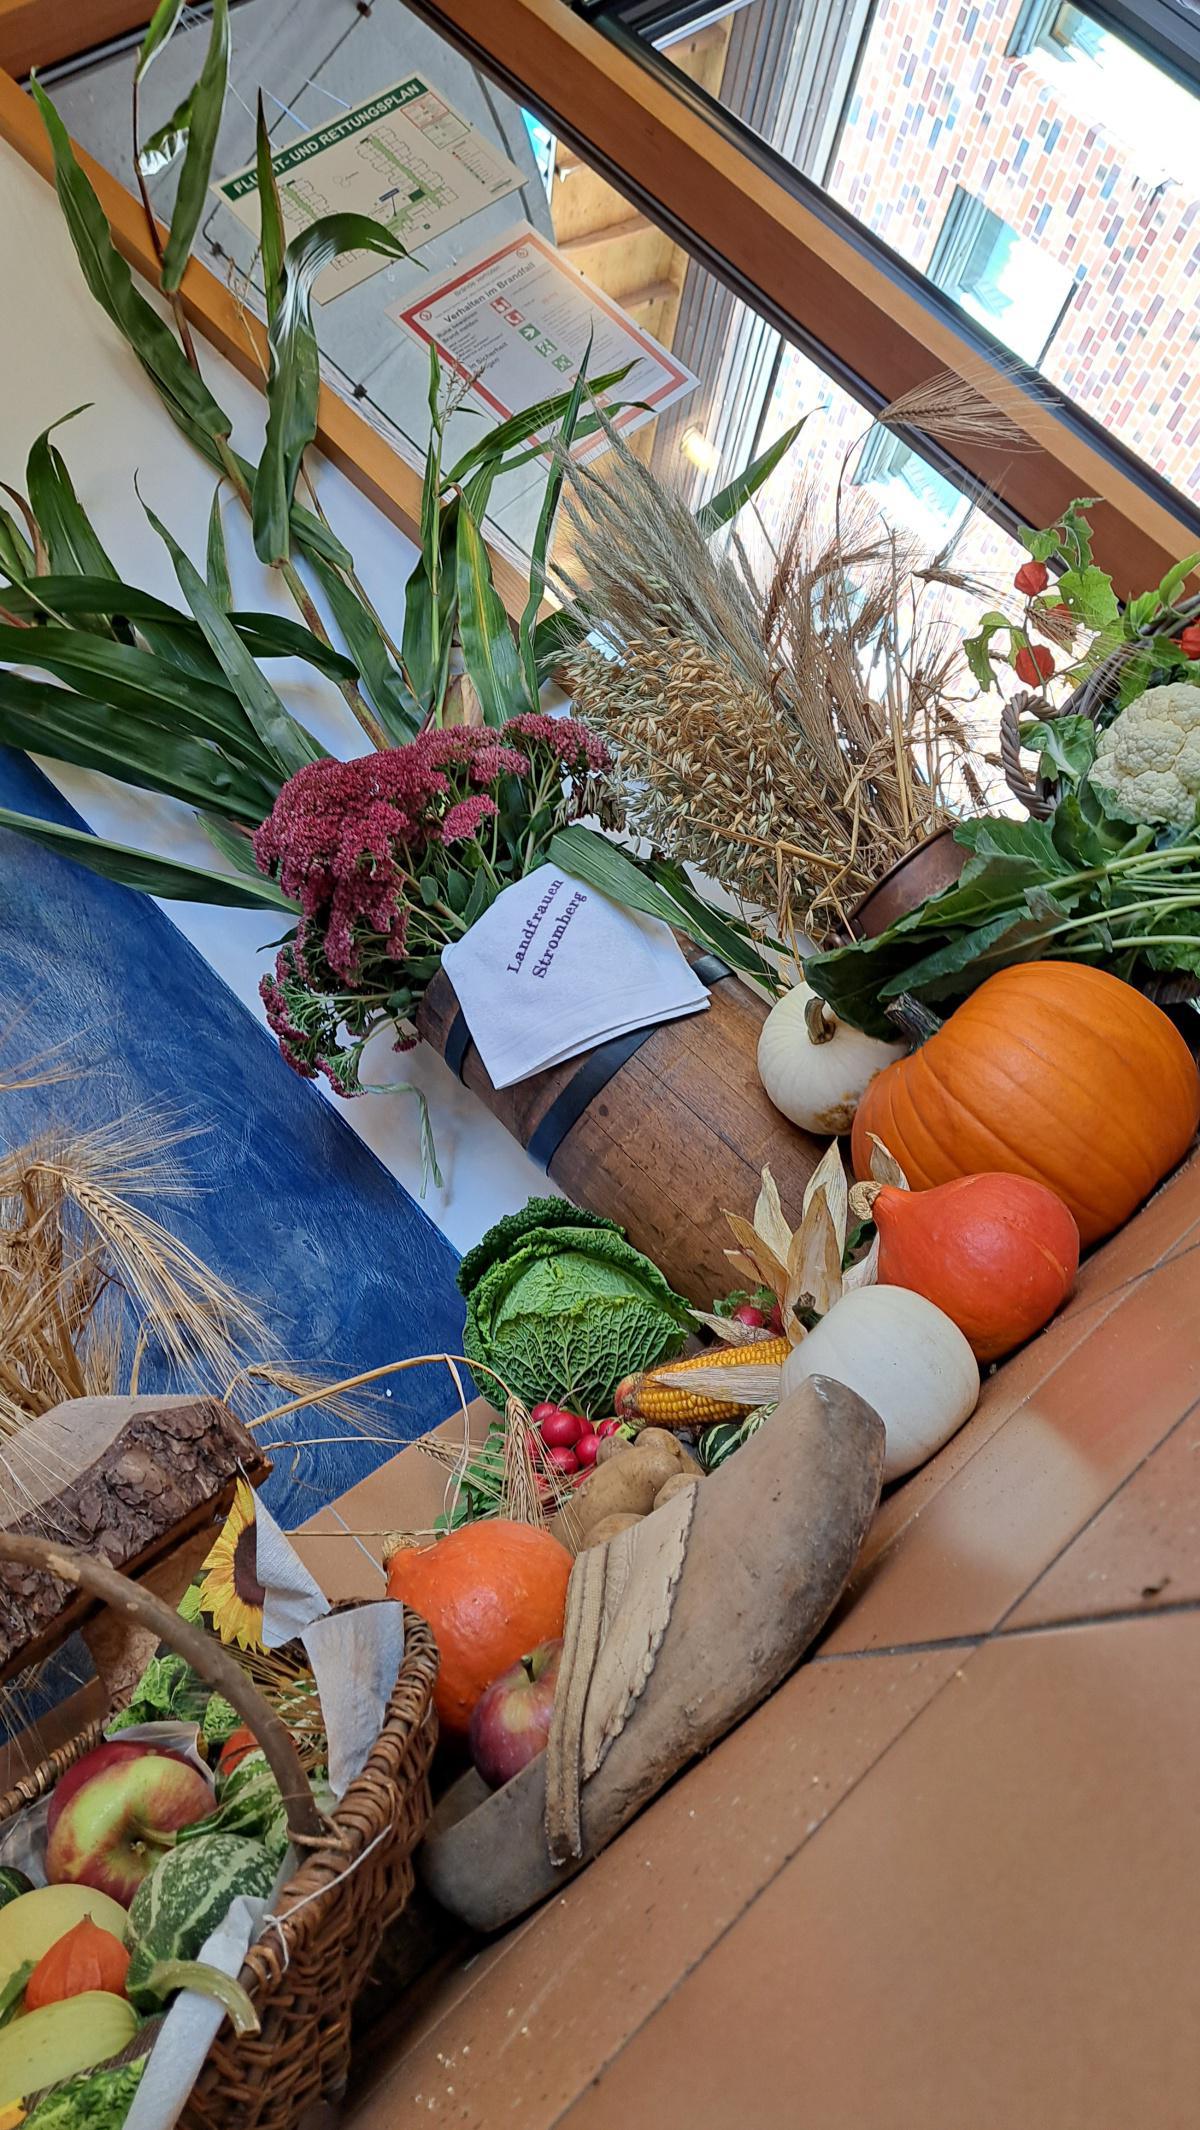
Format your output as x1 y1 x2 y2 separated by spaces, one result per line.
0 1533 324 1842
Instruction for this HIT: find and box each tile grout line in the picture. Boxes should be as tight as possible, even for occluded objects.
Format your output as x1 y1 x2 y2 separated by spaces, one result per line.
809 1589 1200 1665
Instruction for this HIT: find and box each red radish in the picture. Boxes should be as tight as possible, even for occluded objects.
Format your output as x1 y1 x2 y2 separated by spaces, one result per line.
530 1403 560 1426
538 1410 584 1449
766 1306 784 1336
574 1431 600 1467
543 1445 578 1477
731 1303 767 1330
595 1419 622 1439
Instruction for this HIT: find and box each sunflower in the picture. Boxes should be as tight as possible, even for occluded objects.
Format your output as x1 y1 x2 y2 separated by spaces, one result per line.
198 1479 266 1650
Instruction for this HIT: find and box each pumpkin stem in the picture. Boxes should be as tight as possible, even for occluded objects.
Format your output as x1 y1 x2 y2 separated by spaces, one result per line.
884 993 943 1045
848 1181 881 1221
803 994 837 1046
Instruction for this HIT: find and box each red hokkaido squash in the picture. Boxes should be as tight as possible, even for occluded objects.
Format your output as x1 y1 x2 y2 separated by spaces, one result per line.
385 1520 572 1736
852 962 1200 1247
869 1172 1080 1362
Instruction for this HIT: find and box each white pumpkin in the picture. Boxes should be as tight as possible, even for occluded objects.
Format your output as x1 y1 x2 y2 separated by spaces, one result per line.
757 982 907 1135
780 1284 978 1483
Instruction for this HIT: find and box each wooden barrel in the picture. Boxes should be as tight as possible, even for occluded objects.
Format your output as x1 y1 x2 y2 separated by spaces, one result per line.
416 952 824 1306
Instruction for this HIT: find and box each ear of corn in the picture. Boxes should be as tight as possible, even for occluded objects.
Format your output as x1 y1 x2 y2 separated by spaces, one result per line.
615 1337 790 1427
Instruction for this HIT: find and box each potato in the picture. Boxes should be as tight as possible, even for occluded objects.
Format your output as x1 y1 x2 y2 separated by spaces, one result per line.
573 1444 681 1533
653 1471 700 1510
633 1427 691 1463
596 1434 633 1466
579 1510 644 1552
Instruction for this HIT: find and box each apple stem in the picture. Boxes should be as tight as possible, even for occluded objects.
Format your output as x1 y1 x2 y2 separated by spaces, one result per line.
520 1654 537 1684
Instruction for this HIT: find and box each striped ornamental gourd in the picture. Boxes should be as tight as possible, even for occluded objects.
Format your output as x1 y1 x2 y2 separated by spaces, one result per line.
615 1337 790 1428
125 1832 276 2009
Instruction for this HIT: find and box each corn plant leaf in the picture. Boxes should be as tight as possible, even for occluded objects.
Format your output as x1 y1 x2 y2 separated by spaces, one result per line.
201 811 264 875
455 496 530 726
206 486 232 609
0 806 294 908
254 215 410 564
32 81 230 443
444 363 633 484
141 493 322 776
160 0 230 292
136 0 186 80
307 552 420 741
532 604 585 672
0 622 277 769
137 91 194 179
402 502 456 716
0 574 358 683
0 671 272 822
518 345 590 703
254 94 286 326
548 826 780 988
695 416 809 539
0 504 35 586
26 411 118 582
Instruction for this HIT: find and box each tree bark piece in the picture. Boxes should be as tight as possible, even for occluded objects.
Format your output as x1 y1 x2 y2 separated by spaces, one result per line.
0 1394 270 1680
418 1374 884 1931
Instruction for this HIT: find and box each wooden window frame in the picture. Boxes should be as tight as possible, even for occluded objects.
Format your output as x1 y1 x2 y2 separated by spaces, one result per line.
1 0 1199 595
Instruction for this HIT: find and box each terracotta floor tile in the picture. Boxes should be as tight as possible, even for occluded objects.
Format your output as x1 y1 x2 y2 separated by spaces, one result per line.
830 1157 1200 1608
1005 1407 1200 1629
344 1648 962 2130
821 1242 1200 1655
556 1614 1200 2130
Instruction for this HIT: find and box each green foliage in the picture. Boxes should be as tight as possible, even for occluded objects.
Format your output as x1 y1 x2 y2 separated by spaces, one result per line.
23 2056 147 2130
254 214 410 563
1019 713 1097 790
548 824 784 992
159 0 229 291
463 1210 694 1417
0 807 294 909
457 1195 620 1298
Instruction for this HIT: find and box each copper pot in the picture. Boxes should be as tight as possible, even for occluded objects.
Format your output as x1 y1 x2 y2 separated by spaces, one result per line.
849 826 967 940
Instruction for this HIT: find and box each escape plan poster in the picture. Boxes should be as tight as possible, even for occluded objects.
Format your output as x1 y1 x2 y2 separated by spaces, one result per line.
391 224 698 454
216 76 525 301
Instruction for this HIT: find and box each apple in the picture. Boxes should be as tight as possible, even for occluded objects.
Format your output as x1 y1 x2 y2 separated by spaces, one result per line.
468 1640 562 1790
47 1742 165 1838
46 1753 214 1906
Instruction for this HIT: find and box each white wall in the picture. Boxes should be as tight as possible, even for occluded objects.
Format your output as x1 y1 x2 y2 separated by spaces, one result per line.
0 137 549 1247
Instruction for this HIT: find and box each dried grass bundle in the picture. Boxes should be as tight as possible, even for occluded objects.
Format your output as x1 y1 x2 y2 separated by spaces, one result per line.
559 419 995 942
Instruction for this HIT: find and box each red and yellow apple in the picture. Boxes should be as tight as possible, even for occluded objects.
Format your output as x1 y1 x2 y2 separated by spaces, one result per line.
46 1742 165 1838
468 1638 562 1791
46 1751 213 1906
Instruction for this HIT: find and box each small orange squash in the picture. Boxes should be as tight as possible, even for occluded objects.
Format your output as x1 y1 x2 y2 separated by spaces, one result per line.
868 1172 1079 1361
853 962 1200 1247
385 1520 572 1736
24 1917 130 2009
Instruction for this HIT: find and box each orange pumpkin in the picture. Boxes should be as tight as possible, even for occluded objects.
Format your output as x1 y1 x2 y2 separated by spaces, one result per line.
871 1172 1080 1362
25 1917 130 2009
853 963 1200 1247
385 1520 572 1736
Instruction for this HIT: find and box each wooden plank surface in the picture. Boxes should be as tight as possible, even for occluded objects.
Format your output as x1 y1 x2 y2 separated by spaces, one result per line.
0 0 152 76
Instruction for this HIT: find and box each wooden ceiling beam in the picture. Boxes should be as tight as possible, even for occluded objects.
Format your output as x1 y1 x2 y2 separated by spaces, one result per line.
0 0 153 77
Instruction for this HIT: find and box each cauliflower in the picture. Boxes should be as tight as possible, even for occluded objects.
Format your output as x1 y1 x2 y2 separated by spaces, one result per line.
1090 681 1200 826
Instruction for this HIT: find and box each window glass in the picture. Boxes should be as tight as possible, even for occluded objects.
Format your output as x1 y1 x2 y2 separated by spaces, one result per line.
627 0 1200 509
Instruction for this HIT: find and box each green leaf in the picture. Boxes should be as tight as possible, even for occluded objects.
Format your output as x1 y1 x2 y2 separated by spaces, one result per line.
1158 553 1200 611
444 363 633 485
201 812 264 874
877 907 1068 1002
401 532 455 716
26 410 118 583
0 1961 32 2029
140 492 322 776
32 81 230 443
1019 523 1060 564
137 89 195 179
136 0 186 80
0 807 294 907
0 670 271 821
1056 498 1100 570
1058 564 1119 630
962 611 1011 692
519 346 591 702
307 552 420 740
532 605 586 672
254 215 410 564
547 825 778 988
160 0 230 292
1051 791 1133 869
1020 713 1097 789
0 622 276 768
206 485 232 609
0 575 356 680
0 504 35 586
455 497 530 725
254 93 286 327
695 416 808 539
1124 590 1162 637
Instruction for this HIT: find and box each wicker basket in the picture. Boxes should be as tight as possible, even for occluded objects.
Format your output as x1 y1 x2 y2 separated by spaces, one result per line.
0 1533 438 2130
